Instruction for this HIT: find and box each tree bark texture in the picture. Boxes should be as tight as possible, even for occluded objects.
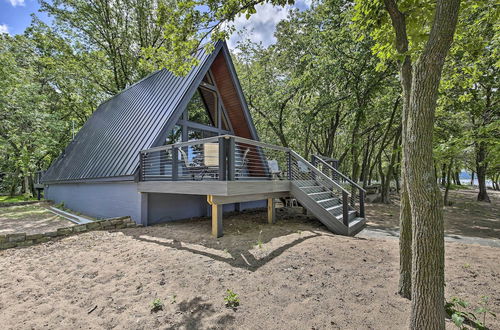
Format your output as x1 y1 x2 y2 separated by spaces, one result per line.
406 1 461 328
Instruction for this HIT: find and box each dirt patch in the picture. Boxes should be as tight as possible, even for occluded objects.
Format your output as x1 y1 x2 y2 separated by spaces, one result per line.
0 209 498 329
366 188 500 240
0 203 75 235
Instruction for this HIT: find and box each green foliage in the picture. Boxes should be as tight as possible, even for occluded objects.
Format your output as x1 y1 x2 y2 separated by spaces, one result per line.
0 195 36 203
255 230 263 249
150 298 164 312
224 289 240 309
142 0 294 74
445 296 497 329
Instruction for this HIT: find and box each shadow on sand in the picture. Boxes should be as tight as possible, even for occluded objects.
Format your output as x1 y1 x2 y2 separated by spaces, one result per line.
120 208 329 271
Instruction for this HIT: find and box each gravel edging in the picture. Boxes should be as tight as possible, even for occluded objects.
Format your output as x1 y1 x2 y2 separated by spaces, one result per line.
0 217 139 250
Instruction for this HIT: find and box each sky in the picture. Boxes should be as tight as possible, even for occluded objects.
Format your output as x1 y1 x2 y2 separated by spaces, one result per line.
0 0 311 49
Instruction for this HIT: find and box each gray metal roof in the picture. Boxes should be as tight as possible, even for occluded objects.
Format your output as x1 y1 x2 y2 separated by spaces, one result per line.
42 42 224 183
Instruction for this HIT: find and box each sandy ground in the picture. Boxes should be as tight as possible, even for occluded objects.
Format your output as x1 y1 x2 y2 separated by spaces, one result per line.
366 188 500 240
0 206 499 330
0 203 74 235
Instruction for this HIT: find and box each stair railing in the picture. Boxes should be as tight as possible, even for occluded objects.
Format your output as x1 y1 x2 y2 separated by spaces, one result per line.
289 151 355 226
311 155 365 218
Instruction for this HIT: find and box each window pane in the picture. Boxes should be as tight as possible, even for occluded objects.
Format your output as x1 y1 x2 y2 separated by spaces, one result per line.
166 125 182 144
187 89 214 126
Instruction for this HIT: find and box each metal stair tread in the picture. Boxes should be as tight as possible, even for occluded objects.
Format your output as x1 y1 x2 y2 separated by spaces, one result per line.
299 185 322 189
326 205 342 211
335 210 357 220
307 191 331 196
317 198 337 203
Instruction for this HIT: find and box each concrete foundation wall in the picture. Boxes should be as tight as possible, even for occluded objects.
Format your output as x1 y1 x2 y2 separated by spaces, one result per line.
45 182 142 222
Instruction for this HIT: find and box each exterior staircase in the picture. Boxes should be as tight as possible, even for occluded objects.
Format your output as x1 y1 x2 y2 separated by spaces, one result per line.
288 152 366 236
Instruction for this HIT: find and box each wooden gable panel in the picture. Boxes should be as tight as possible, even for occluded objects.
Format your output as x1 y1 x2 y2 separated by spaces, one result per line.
210 52 253 139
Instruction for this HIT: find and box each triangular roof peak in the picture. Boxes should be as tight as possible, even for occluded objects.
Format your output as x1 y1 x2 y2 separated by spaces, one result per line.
43 41 259 183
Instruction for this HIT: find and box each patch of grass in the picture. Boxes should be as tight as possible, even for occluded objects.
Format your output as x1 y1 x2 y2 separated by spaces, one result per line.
150 298 164 312
255 230 263 249
0 195 37 203
0 204 51 219
224 289 240 309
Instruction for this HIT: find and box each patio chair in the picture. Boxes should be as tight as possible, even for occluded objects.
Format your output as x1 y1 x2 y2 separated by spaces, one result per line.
178 148 206 180
267 159 281 179
202 143 220 179
235 148 250 179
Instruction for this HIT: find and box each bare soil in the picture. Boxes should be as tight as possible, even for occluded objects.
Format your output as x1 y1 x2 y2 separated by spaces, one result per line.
366 188 500 240
0 206 498 329
0 203 74 235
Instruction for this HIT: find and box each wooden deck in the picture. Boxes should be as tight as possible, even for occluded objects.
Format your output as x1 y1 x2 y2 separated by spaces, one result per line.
137 180 290 196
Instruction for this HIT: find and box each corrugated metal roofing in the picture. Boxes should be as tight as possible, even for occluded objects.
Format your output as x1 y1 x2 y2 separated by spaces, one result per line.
42 42 223 183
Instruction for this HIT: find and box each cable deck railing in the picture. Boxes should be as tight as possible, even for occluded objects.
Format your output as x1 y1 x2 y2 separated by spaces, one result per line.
139 135 365 225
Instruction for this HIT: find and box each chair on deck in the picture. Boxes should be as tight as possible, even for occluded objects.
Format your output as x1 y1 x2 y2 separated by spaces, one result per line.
178 148 206 180
202 143 220 179
267 159 281 179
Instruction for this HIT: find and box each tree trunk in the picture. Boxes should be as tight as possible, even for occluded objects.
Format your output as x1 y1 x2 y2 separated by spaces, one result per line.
443 161 452 206
454 170 461 185
476 142 490 202
470 171 475 186
406 0 460 326
398 56 412 300
384 6 460 324
440 163 447 186
381 129 401 203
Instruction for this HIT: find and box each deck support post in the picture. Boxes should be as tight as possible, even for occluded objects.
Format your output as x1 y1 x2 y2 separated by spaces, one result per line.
267 198 276 224
211 203 223 238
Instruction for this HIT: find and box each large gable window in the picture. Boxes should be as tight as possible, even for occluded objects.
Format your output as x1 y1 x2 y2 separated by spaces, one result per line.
187 89 215 126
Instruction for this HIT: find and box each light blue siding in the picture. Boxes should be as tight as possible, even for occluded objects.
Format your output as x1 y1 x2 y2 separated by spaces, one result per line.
45 182 267 226
45 182 142 221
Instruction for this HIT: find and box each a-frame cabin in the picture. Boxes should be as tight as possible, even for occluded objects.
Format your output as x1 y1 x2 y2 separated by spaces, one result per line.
43 41 366 237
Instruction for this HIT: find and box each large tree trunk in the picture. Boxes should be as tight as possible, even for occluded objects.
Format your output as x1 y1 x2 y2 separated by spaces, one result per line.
476 142 490 202
406 1 460 328
398 56 413 300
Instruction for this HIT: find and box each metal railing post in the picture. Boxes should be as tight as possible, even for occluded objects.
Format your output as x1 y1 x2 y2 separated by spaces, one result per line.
342 190 349 226
218 137 227 181
172 146 178 181
287 151 292 180
138 152 144 181
227 137 235 181
359 188 365 218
